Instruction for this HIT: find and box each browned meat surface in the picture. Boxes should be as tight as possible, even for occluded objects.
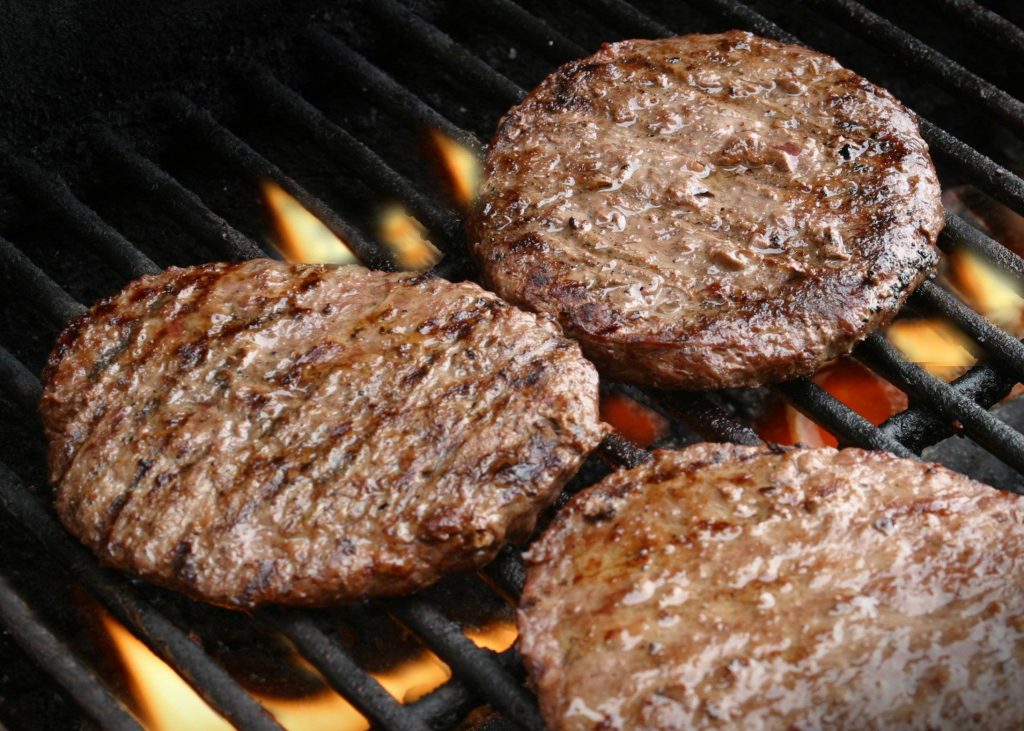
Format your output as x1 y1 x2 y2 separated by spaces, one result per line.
519 444 1024 729
470 32 943 389
40 260 606 608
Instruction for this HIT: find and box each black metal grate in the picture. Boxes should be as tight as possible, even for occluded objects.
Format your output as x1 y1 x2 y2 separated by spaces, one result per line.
1 0 1023 729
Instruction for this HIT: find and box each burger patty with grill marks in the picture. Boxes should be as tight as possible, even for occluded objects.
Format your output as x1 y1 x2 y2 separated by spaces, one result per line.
40 260 607 608
519 444 1024 729
470 32 944 389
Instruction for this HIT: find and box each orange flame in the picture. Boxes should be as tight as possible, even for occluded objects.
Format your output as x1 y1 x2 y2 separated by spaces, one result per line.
429 130 481 209
101 611 517 731
261 181 359 265
377 204 442 271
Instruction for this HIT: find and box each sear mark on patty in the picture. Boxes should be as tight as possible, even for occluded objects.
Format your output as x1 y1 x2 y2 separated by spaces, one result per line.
470 32 944 389
39 260 608 608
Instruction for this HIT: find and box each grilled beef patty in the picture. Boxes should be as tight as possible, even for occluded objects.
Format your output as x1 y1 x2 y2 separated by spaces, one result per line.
470 32 944 389
520 444 1024 729
40 260 606 608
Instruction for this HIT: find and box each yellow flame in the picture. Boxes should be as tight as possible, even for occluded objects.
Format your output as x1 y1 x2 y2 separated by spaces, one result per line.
430 130 481 209
101 611 517 731
262 180 359 265
886 318 978 381
948 248 1024 331
251 691 364 731
103 613 232 731
378 204 442 271
464 622 519 653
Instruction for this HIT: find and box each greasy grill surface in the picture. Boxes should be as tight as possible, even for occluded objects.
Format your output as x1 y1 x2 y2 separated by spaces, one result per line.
520 444 1024 729
471 32 943 389
40 260 605 607
0 0 1022 729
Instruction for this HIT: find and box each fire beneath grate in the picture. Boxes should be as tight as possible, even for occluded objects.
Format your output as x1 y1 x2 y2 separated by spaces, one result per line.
1 0 1024 729
102 607 518 731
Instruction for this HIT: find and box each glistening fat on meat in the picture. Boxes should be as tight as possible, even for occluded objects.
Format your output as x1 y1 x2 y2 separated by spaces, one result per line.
470 32 944 389
39 260 607 608
519 444 1024 729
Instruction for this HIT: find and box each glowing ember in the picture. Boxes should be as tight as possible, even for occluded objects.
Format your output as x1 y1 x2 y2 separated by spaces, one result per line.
377 204 443 271
261 180 359 265
600 393 670 448
429 130 482 209
101 611 516 731
886 318 979 381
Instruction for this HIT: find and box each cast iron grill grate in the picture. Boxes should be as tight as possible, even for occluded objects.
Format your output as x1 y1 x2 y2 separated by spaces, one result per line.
1 0 1023 729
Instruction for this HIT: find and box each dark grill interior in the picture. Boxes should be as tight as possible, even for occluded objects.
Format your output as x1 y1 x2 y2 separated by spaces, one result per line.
1 0 1023 728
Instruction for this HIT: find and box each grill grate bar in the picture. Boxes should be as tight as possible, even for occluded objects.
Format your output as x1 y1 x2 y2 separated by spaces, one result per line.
924 121 1024 219
586 0 674 38
0 235 86 324
477 0 585 60
913 280 1024 383
0 345 43 417
161 93 395 271
0 571 144 731
598 431 654 468
658 391 765 446
409 646 522 727
939 214 1024 288
408 674 479 728
306 28 481 155
684 0 800 44
806 0 1024 134
936 0 1024 59
310 29 483 153
612 384 765 446
240 65 464 246
370 0 524 106
2 153 160 278
386 598 544 731
856 334 1024 474
483 545 528 601
428 254 475 281
775 378 917 457
89 127 268 262
0 460 286 731
880 358 1017 452
267 614 428 731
